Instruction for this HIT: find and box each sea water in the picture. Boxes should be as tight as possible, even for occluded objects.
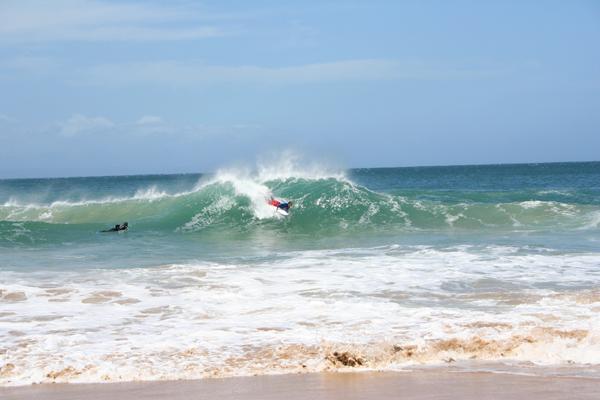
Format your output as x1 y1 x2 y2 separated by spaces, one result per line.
1 160 599 385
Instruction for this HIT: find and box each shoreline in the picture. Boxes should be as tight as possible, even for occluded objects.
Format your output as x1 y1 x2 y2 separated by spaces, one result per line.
2 370 600 400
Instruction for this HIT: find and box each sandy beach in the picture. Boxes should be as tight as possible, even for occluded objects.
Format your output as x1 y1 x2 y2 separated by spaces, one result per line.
2 371 600 400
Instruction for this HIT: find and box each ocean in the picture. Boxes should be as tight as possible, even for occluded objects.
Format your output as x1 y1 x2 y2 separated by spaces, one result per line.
1 160 599 385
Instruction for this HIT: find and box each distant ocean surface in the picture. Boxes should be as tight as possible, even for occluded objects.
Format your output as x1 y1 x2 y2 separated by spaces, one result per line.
1 161 600 385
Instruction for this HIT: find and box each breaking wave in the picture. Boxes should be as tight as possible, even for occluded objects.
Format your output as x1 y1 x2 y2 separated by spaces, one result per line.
1 167 599 242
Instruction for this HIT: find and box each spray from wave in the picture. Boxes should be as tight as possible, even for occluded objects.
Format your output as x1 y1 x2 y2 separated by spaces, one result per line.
192 152 347 220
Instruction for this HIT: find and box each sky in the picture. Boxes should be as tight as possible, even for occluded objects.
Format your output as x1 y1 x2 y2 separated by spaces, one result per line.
0 0 599 178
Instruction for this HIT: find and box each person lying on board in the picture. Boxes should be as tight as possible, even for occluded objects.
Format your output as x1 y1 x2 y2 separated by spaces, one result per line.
268 197 293 212
101 222 128 232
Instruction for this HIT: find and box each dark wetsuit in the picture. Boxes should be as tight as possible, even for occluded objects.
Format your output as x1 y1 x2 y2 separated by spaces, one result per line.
101 223 128 232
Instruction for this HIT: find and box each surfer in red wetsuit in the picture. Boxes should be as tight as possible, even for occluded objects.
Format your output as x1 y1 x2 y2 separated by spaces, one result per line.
268 197 293 212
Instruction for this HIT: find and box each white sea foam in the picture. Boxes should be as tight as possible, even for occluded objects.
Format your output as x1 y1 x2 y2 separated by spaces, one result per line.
199 170 275 219
0 186 172 215
580 210 600 230
519 200 547 209
193 152 348 220
518 200 577 216
1 245 599 386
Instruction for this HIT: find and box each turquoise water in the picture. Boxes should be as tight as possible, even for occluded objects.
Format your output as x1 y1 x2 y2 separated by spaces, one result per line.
1 161 599 385
1 162 599 269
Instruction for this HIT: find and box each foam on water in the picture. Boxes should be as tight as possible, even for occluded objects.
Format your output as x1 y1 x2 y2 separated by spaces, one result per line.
199 171 277 220
195 152 348 220
1 245 599 385
1 161 600 385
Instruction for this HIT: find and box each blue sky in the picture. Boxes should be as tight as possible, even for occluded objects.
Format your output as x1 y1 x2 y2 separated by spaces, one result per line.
1 0 599 178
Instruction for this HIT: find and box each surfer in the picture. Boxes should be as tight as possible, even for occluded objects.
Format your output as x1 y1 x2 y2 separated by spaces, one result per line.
268 197 293 212
101 222 128 232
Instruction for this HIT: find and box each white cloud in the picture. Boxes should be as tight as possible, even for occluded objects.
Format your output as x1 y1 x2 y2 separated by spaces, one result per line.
0 0 227 42
84 59 409 86
55 114 251 138
60 114 114 137
136 115 163 125
80 58 513 87
133 115 172 135
90 58 512 87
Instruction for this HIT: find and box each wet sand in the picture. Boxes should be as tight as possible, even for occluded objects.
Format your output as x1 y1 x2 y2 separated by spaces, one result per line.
2 371 600 400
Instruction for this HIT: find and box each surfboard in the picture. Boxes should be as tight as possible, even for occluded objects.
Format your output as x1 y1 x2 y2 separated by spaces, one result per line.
276 208 289 216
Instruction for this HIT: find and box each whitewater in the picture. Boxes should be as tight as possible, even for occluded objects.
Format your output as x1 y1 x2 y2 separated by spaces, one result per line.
1 160 599 385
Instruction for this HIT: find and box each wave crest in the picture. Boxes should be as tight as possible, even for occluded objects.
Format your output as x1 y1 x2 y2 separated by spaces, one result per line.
1 163 599 236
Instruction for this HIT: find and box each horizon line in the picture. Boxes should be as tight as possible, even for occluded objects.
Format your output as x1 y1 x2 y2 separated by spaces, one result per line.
1 159 598 181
